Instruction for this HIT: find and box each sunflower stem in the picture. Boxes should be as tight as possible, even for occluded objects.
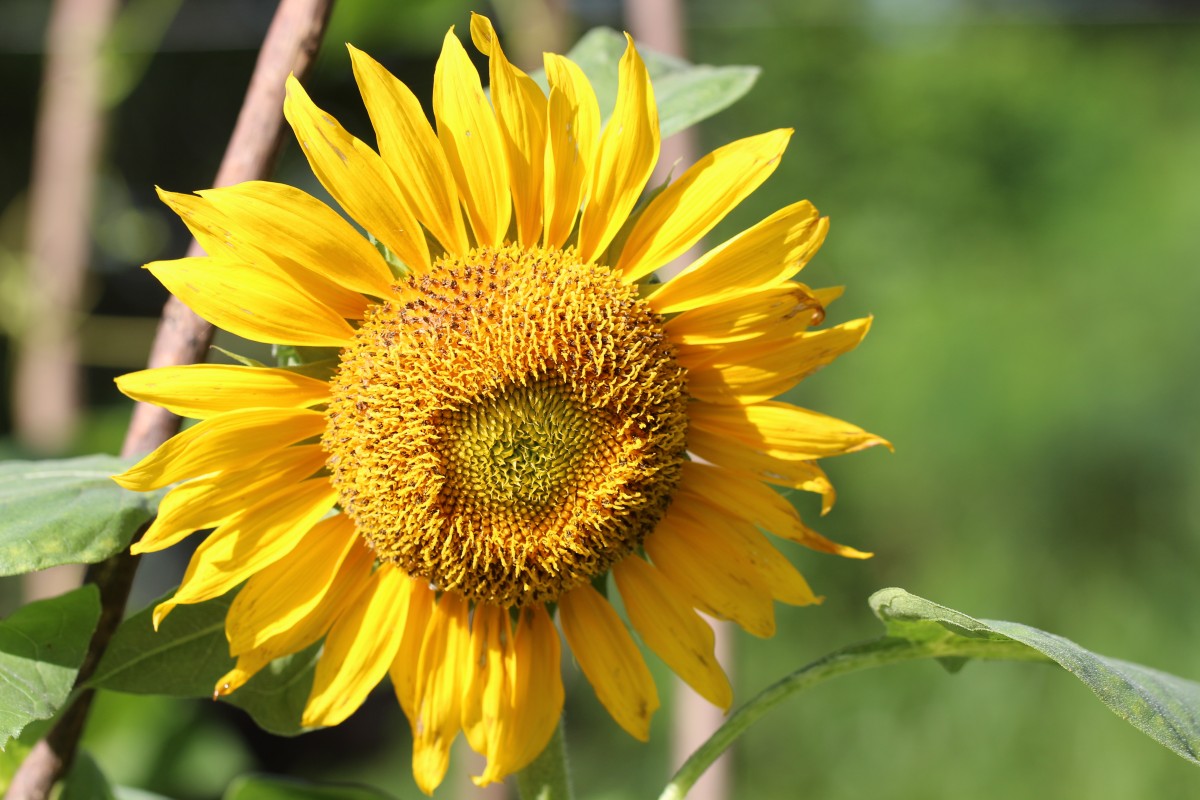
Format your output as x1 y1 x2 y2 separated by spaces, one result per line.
658 636 1041 800
516 721 574 800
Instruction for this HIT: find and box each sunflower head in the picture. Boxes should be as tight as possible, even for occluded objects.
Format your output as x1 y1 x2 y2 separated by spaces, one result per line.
114 13 886 795
325 243 689 607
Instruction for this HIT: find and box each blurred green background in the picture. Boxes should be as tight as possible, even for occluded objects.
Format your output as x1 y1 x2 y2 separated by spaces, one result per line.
2 0 1198 797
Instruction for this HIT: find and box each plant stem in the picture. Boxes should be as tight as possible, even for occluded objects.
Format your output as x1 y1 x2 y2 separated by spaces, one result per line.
516 722 575 800
658 637 1032 800
3 2 334 798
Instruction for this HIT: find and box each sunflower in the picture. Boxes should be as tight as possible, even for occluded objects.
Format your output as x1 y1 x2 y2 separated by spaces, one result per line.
114 14 885 793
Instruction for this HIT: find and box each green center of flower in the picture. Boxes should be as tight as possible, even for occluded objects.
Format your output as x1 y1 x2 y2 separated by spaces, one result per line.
322 244 689 607
440 380 600 515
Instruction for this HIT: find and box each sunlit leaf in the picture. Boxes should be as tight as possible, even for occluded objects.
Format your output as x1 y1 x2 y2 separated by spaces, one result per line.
0 586 100 747
663 588 1200 800
0 456 163 577
871 588 1200 766
530 27 760 138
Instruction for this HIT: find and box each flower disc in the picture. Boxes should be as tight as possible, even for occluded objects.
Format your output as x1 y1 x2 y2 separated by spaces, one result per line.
324 244 689 606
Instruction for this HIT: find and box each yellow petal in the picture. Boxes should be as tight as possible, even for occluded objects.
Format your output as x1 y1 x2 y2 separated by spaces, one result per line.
687 425 849 517
644 504 776 638
196 181 396 297
689 317 874 405
114 408 325 492
146 256 355 347
349 45 470 256
696 503 822 606
477 605 563 782
576 35 658 264
646 202 826 314
461 603 511 756
663 283 824 346
814 285 844 307
213 653 272 700
226 513 357 654
153 478 337 627
411 591 470 795
157 188 372 320
468 606 561 782
116 364 329 420
470 14 546 247
433 29 510 248
679 461 871 558
688 401 890 461
213 540 374 698
542 54 600 250
618 130 792 282
284 76 430 272
613 556 732 709
558 583 658 741
133 444 324 554
672 291 831 370
389 580 436 723
302 565 416 727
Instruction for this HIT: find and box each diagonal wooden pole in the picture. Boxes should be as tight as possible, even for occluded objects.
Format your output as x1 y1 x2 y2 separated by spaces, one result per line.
5 2 335 797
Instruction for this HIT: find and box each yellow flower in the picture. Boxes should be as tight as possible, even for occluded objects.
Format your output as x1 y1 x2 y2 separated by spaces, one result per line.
114 14 886 793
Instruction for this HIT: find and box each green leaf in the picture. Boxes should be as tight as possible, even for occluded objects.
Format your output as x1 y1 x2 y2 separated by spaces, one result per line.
0 585 101 747
61 751 117 800
532 27 760 139
60 751 176 800
223 775 396 800
871 588 1200 765
653 66 761 141
223 645 319 737
89 592 235 698
0 456 163 576
89 591 315 736
662 588 1200 800
115 788 178 800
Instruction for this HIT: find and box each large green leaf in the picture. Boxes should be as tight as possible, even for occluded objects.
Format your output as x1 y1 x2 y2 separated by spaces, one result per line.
60 751 176 800
89 592 234 698
663 588 1200 800
653 66 763 145
871 588 1200 765
223 645 319 737
89 591 315 736
531 27 760 139
0 456 163 577
0 586 101 747
61 751 117 800
224 775 395 800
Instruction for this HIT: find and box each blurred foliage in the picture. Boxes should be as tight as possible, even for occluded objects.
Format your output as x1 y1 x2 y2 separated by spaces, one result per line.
1 0 1199 798
687 9 1200 800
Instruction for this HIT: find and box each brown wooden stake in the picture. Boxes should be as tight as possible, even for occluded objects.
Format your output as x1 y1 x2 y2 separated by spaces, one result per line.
5 1 335 797
14 0 117 457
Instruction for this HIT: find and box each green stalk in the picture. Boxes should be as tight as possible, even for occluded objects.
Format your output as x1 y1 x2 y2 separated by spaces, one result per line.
516 721 574 800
